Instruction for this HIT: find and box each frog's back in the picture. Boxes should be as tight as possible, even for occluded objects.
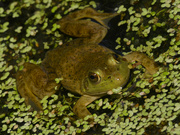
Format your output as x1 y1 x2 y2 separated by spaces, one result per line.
41 43 113 95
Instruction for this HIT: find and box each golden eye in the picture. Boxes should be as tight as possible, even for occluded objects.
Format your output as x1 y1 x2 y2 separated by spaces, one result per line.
88 72 101 83
112 53 120 63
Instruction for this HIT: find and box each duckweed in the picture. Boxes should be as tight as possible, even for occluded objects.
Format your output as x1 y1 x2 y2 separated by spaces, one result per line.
0 0 180 134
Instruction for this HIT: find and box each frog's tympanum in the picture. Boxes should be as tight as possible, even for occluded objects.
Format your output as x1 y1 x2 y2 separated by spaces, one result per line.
16 8 159 120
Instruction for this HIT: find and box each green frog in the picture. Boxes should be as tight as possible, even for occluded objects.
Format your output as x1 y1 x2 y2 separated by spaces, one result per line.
16 7 159 119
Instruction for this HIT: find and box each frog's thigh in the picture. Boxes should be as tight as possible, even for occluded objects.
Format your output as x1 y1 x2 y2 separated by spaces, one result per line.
73 95 100 119
59 20 107 44
16 63 48 110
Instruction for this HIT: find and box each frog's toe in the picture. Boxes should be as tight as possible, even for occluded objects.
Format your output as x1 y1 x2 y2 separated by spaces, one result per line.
73 104 92 119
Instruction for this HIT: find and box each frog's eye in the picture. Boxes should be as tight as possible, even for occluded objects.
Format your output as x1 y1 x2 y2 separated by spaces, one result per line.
112 53 120 63
88 72 101 83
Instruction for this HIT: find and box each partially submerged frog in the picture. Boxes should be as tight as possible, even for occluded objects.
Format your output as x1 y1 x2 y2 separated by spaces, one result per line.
16 7 159 119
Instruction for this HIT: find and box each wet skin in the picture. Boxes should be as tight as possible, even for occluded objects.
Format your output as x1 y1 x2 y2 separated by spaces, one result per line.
16 7 159 119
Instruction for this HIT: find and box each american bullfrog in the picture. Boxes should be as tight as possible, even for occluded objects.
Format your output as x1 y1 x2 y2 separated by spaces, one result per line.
16 7 159 119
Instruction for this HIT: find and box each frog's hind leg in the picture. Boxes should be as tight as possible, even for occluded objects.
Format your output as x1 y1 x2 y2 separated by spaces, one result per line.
16 63 58 111
57 7 119 44
59 7 119 28
59 18 108 45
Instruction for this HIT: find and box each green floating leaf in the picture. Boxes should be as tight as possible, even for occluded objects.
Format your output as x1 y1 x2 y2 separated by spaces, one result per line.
141 8 148 16
51 94 58 100
52 23 60 31
55 14 62 19
20 46 32 53
116 37 121 44
9 2 18 10
2 124 7 131
0 72 10 80
19 98 25 103
174 103 180 111
0 7 4 14
55 77 63 83
128 7 135 15
51 6 58 13
151 0 157 5
44 109 49 115
112 86 123 94
0 113 5 118
89 1 97 8
15 117 24 122
142 27 151 37
67 92 74 97
143 89 150 94
13 12 19 18
0 22 9 33
15 26 23 33
5 65 13 71
117 5 127 13
14 94 20 101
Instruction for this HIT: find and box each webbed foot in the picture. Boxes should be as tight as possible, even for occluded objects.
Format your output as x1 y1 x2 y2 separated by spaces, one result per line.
123 52 159 75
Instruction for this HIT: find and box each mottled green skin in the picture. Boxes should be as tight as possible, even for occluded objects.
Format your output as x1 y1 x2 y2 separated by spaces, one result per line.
42 43 130 96
16 7 158 119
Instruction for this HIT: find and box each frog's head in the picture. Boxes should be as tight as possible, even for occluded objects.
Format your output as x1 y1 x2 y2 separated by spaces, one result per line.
82 53 130 95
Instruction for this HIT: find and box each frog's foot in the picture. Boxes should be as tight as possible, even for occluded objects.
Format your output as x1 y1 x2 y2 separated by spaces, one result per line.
16 63 59 111
123 52 159 75
57 7 119 44
73 95 101 121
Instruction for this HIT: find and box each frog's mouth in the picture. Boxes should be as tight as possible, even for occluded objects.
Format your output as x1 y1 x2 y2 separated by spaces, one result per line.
82 72 130 96
82 77 108 96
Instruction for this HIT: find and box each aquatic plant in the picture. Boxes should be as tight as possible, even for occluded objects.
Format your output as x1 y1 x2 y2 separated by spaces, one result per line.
0 0 180 134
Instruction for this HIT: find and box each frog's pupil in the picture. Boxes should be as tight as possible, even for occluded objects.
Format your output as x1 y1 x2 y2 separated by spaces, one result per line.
90 73 97 79
89 72 99 82
90 75 95 79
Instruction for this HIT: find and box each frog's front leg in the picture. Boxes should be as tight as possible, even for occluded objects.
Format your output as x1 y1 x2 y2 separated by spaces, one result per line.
73 95 101 120
123 52 159 75
57 7 119 44
16 63 60 111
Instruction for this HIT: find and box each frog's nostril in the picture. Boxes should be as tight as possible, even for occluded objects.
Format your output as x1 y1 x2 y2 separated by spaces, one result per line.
122 58 127 61
108 76 111 79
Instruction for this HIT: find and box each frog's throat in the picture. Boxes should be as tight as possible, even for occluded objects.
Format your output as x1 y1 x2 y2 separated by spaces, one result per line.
81 78 107 96
81 74 130 96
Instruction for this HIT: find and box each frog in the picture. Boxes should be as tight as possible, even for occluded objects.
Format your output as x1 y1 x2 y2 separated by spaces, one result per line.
16 7 159 120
